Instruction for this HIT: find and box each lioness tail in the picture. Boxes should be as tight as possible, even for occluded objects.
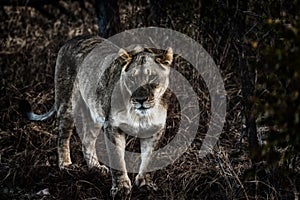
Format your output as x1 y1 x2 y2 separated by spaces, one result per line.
20 100 55 121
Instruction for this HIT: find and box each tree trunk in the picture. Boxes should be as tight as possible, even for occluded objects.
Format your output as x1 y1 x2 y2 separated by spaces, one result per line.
95 0 122 38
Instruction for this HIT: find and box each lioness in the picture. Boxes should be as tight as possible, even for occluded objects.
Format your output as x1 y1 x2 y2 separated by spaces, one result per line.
21 35 173 198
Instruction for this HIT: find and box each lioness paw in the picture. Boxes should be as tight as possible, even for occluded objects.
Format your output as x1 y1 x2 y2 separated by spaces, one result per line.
111 178 132 199
135 173 158 191
98 164 109 176
58 160 72 170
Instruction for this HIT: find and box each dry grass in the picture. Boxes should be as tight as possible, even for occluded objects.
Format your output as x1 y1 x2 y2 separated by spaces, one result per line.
0 1 299 199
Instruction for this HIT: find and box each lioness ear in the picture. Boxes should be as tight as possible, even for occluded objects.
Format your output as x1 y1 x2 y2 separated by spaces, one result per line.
156 47 173 65
118 48 132 62
118 48 132 71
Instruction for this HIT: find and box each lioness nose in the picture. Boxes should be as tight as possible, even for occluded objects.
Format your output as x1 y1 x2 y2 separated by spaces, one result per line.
133 97 148 104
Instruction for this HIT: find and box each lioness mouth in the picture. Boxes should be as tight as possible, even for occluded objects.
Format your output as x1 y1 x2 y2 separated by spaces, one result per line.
134 103 153 110
135 105 151 115
137 105 150 110
131 91 155 111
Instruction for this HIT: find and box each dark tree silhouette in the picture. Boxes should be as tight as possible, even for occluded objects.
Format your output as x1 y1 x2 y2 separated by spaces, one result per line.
95 0 121 38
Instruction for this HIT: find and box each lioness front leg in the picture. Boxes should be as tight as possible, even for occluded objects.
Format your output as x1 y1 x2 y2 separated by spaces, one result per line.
81 123 108 174
105 125 131 198
135 130 163 190
77 99 108 173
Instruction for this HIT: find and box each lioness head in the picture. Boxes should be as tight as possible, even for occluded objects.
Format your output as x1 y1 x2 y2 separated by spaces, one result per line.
118 47 173 115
